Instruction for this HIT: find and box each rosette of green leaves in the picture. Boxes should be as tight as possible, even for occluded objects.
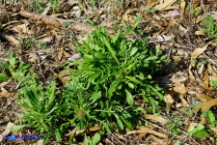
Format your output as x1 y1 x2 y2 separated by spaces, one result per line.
63 26 168 136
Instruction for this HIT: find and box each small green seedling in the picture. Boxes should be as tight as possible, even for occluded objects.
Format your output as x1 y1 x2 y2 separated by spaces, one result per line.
201 16 217 43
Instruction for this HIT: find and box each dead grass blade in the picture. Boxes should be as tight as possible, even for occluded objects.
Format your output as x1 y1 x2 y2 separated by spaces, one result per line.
0 92 15 97
191 44 209 60
68 23 93 32
202 69 213 91
145 134 167 145
200 98 217 112
173 84 187 94
144 115 169 126
3 35 21 47
197 93 213 101
19 11 62 27
154 0 177 11
127 126 168 139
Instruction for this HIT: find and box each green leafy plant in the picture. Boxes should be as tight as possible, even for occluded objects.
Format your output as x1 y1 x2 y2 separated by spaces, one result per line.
20 38 34 50
0 59 9 82
30 0 60 13
20 38 48 50
167 115 183 135
0 72 9 82
7 51 30 81
84 133 101 145
188 123 213 138
201 16 217 43
18 80 65 142
203 110 217 127
197 60 206 68
31 0 47 13
210 79 217 88
49 0 60 12
4 52 64 142
13 24 167 143
181 103 200 117
0 52 31 83
62 25 167 142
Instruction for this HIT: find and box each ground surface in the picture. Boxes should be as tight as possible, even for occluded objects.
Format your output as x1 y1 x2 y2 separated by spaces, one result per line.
0 0 217 145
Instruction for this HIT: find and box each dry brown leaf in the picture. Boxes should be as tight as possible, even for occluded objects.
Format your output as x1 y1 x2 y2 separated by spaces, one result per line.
145 135 167 145
3 20 32 36
66 125 99 137
89 125 100 132
12 24 30 35
200 114 206 124
195 31 206 36
57 47 64 61
0 79 12 88
198 63 205 75
138 126 168 139
155 35 174 42
122 8 138 24
179 0 186 14
210 12 217 20
197 93 213 101
3 35 21 47
33 140 44 145
200 98 217 112
164 94 174 105
190 44 209 78
59 0 80 12
203 69 213 91
144 114 169 126
170 71 188 84
211 127 217 137
208 64 215 74
68 23 93 32
41 3 51 16
154 0 177 11
0 92 15 97
209 76 217 81
127 126 168 139
172 55 182 63
189 64 196 81
191 44 209 60
19 11 62 27
36 32 54 41
179 94 189 107
173 84 187 94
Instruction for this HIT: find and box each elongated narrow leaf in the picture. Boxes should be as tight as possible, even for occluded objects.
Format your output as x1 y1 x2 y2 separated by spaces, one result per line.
104 39 119 64
133 16 142 29
46 82 56 108
27 89 41 109
115 114 124 131
12 125 25 132
126 76 142 84
121 118 133 130
108 81 120 98
103 122 111 133
130 47 138 56
127 82 135 89
90 92 101 103
91 133 101 145
55 129 62 141
83 134 89 145
147 85 164 100
125 89 134 106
